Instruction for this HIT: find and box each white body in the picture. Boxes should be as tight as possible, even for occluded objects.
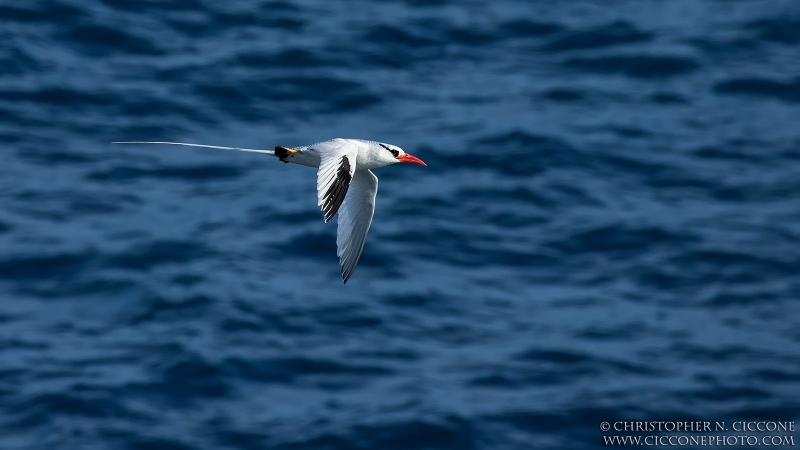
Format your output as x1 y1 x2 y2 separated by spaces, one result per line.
113 138 425 283
288 138 404 170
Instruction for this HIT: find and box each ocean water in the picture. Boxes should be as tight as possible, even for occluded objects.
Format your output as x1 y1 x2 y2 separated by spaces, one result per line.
1 0 800 448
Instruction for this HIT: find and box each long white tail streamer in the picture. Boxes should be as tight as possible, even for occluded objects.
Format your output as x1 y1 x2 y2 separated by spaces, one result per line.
112 141 275 156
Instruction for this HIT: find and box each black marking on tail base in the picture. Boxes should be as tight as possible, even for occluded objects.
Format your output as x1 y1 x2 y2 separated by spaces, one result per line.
275 145 296 163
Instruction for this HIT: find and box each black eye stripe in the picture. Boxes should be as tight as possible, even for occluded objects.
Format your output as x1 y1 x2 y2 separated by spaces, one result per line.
380 143 399 157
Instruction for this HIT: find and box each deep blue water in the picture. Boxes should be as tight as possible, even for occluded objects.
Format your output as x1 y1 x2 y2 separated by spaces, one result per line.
1 0 800 448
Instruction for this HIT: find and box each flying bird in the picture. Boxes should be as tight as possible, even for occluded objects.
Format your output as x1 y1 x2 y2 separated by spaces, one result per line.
113 139 426 283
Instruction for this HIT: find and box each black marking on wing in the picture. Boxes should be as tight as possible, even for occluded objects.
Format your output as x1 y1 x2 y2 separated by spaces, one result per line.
322 155 352 222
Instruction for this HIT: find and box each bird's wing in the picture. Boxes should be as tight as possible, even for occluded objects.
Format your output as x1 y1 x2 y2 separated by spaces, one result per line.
336 169 378 283
314 140 359 222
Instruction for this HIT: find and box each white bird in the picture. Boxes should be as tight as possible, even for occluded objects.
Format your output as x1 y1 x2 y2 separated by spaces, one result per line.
113 139 426 283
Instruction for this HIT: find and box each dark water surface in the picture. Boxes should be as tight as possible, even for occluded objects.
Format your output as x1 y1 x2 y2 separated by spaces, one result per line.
1 0 800 448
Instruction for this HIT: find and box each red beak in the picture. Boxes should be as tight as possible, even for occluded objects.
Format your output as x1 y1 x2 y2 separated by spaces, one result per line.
396 153 427 166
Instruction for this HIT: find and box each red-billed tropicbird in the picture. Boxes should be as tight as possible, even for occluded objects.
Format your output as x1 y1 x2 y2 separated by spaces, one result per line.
113 139 426 283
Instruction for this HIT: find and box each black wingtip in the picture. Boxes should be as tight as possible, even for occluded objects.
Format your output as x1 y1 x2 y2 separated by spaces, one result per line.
341 266 353 284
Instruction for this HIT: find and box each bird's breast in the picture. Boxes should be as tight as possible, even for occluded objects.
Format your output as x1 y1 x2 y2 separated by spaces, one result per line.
355 149 387 170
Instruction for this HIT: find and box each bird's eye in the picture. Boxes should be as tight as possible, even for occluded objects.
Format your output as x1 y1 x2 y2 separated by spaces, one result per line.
380 143 399 157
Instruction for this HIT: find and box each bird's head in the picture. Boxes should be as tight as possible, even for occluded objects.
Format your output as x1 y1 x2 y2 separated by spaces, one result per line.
378 143 427 166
